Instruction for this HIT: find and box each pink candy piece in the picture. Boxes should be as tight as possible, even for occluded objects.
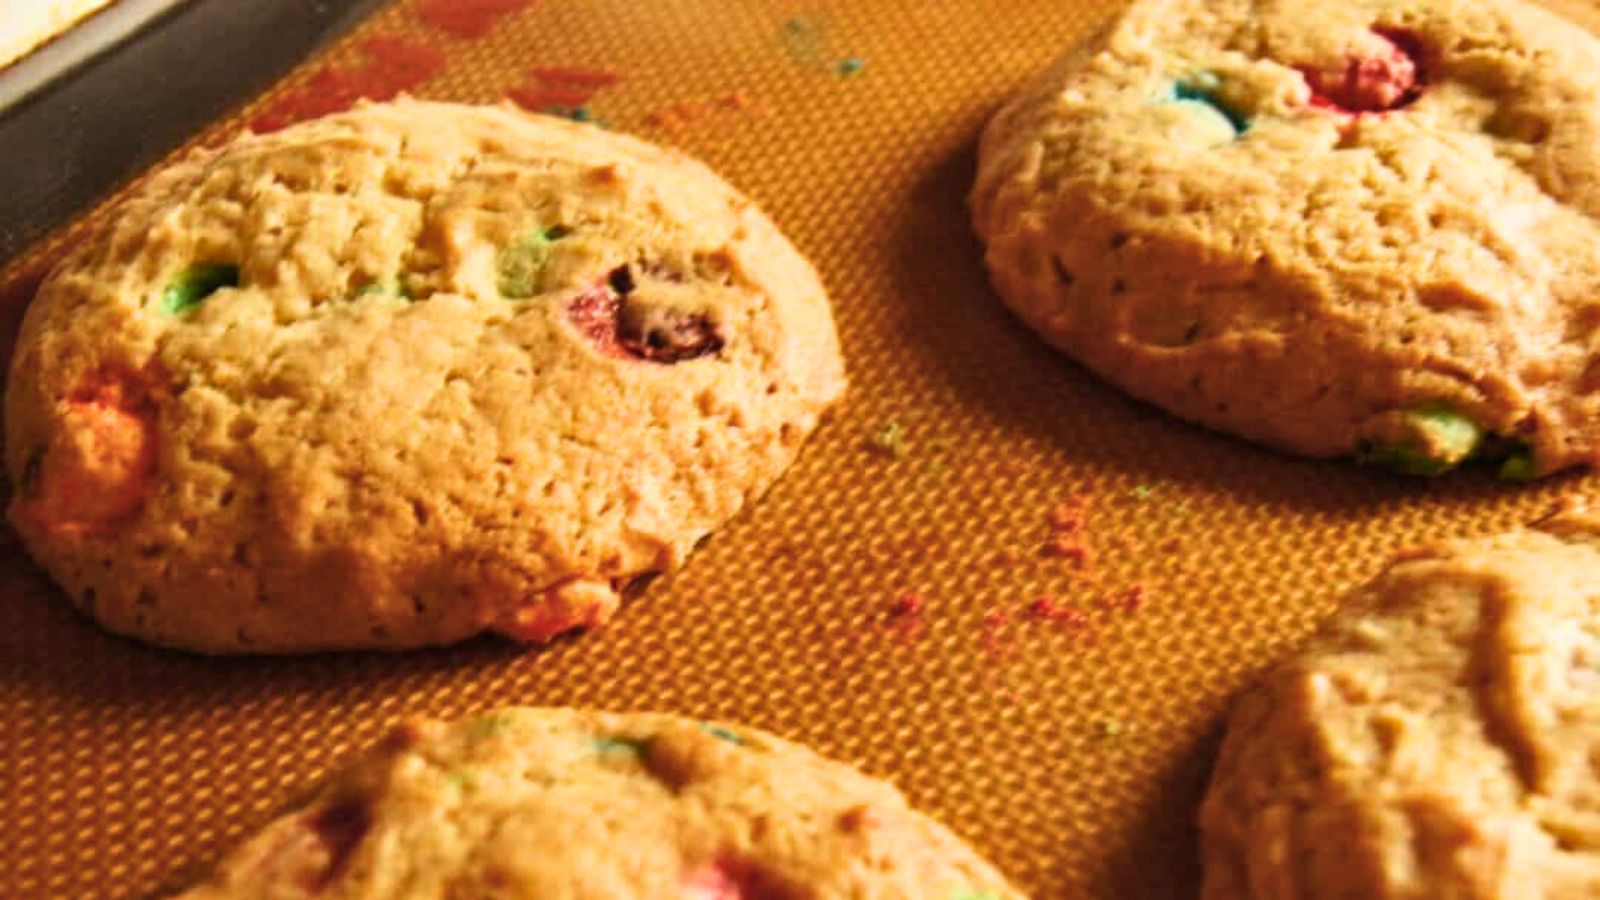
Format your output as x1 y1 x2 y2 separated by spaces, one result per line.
682 863 744 900
490 580 618 644
1302 28 1424 114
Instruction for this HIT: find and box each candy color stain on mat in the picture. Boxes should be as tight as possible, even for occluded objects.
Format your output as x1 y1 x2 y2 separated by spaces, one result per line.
415 0 533 39
248 35 445 132
777 14 862 76
507 66 622 117
644 93 771 132
6 0 1600 898
871 419 907 457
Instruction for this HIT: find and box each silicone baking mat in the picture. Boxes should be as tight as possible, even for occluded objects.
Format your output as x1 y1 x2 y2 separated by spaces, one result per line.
4 0 1600 896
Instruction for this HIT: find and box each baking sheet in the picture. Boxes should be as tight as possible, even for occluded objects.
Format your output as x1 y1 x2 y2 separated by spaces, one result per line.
0 0 388 261
0 0 190 110
4 0 1600 896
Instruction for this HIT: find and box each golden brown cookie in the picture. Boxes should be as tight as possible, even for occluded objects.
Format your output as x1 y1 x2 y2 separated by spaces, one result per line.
175 708 1023 899
1200 507 1600 897
971 0 1600 478
4 99 846 652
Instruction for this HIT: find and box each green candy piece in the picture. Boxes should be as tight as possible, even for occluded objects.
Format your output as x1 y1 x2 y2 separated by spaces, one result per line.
1363 405 1483 476
162 263 239 314
699 723 744 745
948 889 1006 900
497 225 570 298
591 736 646 756
354 277 414 300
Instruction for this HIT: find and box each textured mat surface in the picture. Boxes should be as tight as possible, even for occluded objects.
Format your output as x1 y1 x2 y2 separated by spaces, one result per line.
4 0 1600 896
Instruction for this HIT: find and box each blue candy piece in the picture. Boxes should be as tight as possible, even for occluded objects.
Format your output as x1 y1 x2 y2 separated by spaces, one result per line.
1163 79 1249 135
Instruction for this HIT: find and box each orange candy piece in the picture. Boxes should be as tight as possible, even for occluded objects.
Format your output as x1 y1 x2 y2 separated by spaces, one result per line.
21 371 157 533
490 579 619 644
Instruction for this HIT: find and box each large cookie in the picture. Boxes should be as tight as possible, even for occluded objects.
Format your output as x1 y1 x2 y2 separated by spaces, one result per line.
1199 508 1600 897
971 0 1600 478
175 708 1023 898
3 99 846 652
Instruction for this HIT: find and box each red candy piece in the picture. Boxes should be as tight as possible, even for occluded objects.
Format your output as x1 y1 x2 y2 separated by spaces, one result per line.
566 268 724 363
1302 28 1424 114
566 282 630 359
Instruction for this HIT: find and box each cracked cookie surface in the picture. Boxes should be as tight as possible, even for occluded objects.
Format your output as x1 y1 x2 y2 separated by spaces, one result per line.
175 707 1023 899
4 99 846 652
971 0 1600 477
1200 508 1600 897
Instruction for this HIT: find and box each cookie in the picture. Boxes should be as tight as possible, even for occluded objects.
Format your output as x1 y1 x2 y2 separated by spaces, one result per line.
174 708 1023 899
971 0 1600 478
1199 508 1600 897
3 99 846 652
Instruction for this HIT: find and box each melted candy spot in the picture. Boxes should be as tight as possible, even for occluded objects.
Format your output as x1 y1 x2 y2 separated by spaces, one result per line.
354 277 414 300
162 263 239 314
498 226 570 299
838 804 881 832
566 266 724 363
681 860 798 900
682 864 744 900
1168 81 1248 134
490 579 619 643
1302 27 1424 114
592 736 646 756
1357 404 1482 476
700 723 745 745
567 284 629 357
304 797 372 890
19 369 159 533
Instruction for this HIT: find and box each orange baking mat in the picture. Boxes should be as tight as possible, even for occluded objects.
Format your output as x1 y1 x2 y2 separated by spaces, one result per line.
5 0 1600 896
